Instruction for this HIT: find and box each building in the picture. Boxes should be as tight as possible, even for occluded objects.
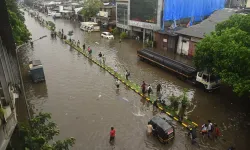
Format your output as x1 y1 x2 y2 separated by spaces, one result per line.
175 9 237 57
128 0 163 42
154 27 183 53
115 0 163 42
0 0 21 149
116 0 131 31
96 2 116 30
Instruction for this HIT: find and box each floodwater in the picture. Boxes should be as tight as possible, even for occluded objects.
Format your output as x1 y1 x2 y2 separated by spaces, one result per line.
19 11 249 150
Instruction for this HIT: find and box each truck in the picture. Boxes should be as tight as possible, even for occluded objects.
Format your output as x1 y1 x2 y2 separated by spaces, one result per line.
137 49 220 91
28 60 45 83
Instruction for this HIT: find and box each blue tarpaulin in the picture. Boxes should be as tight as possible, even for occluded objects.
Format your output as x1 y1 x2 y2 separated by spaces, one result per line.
163 0 225 21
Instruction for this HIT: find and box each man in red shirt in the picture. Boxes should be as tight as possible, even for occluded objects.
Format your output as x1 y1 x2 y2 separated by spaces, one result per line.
109 127 116 143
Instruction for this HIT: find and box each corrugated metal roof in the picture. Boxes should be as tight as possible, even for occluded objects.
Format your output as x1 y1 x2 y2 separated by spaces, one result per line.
175 8 238 38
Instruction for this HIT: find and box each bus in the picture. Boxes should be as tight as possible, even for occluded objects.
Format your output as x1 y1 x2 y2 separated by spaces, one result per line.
80 22 100 32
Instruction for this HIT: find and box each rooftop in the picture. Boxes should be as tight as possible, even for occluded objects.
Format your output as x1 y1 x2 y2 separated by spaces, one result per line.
175 8 238 39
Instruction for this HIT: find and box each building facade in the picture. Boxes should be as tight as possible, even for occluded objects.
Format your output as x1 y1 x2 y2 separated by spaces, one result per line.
0 0 21 149
116 0 131 31
116 0 163 42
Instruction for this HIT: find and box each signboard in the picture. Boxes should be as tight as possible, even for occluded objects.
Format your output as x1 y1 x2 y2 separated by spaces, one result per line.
130 0 158 24
128 0 162 30
99 11 108 17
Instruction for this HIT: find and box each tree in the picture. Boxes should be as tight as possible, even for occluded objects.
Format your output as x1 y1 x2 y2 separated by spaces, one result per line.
6 0 31 45
20 113 75 150
194 14 250 96
80 0 102 21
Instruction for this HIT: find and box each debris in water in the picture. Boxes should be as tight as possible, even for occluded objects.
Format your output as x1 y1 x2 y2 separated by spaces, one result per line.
98 95 102 98
95 42 99 44
122 97 129 102
65 113 68 115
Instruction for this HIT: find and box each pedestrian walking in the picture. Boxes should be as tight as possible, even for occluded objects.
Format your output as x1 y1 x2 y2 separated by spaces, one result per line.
62 29 64 34
82 43 85 50
200 124 208 138
114 65 118 75
147 123 153 136
125 70 130 80
207 120 214 139
109 127 116 144
153 100 157 112
98 52 102 63
98 52 103 58
188 127 197 144
119 39 122 43
102 54 106 65
214 123 221 139
156 83 162 93
115 79 120 89
141 81 146 94
147 84 153 96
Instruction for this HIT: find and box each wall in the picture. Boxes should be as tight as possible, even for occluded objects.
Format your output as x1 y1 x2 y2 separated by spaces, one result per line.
177 35 201 57
155 32 178 53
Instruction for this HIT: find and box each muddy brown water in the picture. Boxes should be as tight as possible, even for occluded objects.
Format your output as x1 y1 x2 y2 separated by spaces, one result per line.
17 11 249 150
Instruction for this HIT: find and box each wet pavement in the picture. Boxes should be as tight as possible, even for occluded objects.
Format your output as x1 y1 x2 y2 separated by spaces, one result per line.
19 11 250 150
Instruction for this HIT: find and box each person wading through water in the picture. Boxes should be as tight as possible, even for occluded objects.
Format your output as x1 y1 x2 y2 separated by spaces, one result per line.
82 43 85 50
125 70 130 80
147 84 153 96
141 81 146 94
115 79 120 89
109 127 116 144
156 83 162 93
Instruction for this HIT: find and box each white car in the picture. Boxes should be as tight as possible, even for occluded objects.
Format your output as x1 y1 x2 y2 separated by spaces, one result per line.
101 32 114 39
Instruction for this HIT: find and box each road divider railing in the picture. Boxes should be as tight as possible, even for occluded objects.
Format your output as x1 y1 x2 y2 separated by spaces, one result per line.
29 12 199 130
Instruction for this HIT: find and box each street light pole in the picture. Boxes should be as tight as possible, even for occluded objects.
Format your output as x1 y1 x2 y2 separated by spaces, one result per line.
15 35 47 121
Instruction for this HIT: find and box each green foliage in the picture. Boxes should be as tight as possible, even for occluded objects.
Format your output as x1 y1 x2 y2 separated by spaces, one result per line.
169 89 189 110
180 89 189 107
47 21 56 30
0 108 4 118
6 0 31 45
169 94 180 111
120 32 128 39
194 14 250 96
145 40 153 48
80 0 102 20
20 112 75 150
111 27 119 35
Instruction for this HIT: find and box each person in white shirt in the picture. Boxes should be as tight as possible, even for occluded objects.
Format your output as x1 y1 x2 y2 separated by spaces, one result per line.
147 123 153 135
115 79 120 89
207 120 213 139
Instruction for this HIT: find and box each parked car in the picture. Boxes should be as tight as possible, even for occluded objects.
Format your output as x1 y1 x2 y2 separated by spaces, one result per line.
101 32 114 39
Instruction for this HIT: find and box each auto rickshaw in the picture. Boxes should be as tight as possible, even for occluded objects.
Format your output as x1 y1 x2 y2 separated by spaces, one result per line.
148 115 175 144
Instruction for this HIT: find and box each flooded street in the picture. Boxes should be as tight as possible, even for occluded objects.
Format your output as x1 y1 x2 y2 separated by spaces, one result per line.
19 11 249 150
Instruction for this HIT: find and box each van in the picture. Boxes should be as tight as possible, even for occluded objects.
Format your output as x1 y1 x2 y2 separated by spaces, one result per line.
148 115 175 144
80 22 100 32
28 60 45 83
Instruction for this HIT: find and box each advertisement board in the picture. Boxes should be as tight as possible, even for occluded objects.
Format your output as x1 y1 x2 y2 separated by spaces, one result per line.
130 0 158 24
